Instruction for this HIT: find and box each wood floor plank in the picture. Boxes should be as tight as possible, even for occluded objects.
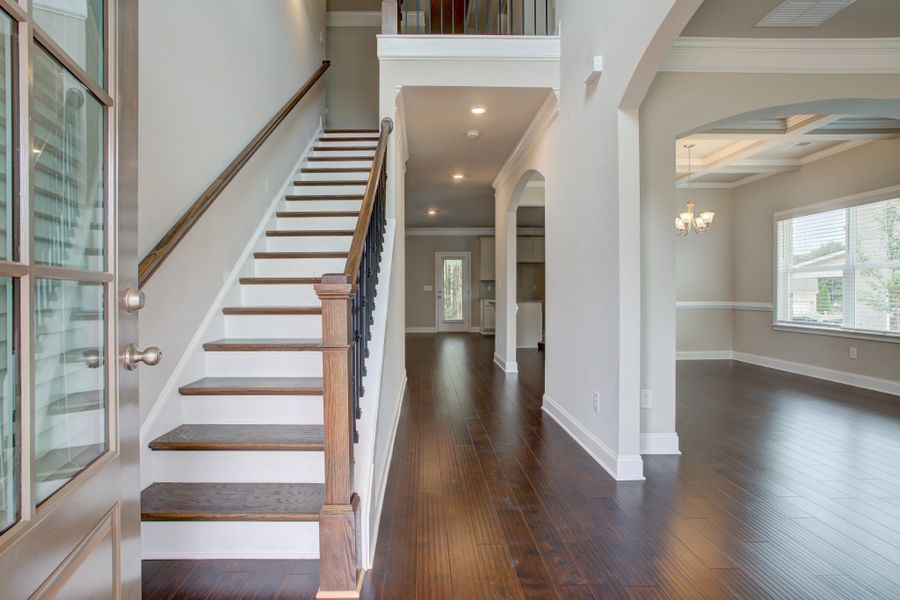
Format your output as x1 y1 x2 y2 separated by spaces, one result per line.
143 335 900 599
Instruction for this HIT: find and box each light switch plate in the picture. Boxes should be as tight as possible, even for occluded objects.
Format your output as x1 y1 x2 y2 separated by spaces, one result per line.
424 285 433 292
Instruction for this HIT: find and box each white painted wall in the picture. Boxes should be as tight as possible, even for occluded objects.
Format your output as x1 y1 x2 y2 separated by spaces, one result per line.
326 25 380 128
137 1 327 420
640 72 900 447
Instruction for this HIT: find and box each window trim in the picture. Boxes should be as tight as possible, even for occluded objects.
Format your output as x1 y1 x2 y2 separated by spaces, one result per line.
772 184 900 340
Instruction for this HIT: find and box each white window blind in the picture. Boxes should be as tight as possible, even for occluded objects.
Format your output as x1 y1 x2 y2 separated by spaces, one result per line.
776 196 900 336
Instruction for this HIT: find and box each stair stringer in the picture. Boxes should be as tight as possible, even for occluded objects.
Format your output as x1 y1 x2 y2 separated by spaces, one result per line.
138 126 324 491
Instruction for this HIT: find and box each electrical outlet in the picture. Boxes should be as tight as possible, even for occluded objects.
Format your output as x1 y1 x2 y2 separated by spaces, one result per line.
592 391 600 413
640 389 652 409
849 346 858 360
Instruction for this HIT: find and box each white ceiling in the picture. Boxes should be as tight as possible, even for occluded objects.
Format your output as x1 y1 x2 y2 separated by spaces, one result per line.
403 86 552 227
682 0 900 38
676 114 900 188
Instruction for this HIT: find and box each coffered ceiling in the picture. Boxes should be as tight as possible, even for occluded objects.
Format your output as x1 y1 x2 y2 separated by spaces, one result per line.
676 114 900 189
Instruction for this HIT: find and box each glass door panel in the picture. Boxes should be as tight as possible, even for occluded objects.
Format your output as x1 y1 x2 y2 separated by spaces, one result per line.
33 278 105 503
0 276 16 534
32 44 105 271
32 0 104 84
0 13 14 262
443 258 464 322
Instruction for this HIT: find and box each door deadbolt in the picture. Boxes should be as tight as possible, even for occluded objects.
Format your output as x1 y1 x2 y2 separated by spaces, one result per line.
123 288 145 313
124 344 162 370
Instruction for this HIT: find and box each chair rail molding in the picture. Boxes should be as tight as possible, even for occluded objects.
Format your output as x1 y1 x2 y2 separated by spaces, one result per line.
662 37 900 74
677 301 773 312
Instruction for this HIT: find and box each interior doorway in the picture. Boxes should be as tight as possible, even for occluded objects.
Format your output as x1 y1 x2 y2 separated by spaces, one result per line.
435 252 472 332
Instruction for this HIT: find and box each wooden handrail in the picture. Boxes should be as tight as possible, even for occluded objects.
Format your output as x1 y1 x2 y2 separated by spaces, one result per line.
138 60 331 287
343 117 393 285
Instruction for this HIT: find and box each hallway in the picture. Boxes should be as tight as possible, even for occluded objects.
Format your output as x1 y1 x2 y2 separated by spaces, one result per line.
144 333 900 598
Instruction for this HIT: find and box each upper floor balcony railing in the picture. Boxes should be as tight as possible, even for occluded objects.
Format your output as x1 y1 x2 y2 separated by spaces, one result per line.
390 0 557 36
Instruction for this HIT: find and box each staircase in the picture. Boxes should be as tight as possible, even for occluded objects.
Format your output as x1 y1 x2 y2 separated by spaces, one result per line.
140 129 380 561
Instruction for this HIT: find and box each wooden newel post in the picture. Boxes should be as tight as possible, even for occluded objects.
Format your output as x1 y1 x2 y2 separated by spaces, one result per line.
316 273 362 598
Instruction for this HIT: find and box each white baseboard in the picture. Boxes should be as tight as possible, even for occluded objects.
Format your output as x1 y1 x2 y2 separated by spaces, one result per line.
640 432 681 455
676 350 734 360
367 374 407 567
542 394 644 481
406 326 438 334
493 354 518 373
676 349 899 397
733 351 900 397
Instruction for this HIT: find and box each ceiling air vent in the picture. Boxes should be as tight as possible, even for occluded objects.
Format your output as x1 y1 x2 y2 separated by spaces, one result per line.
756 0 856 27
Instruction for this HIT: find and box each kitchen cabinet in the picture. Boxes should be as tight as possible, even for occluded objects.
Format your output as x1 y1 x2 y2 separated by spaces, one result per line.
517 237 545 263
480 236 495 280
481 300 496 335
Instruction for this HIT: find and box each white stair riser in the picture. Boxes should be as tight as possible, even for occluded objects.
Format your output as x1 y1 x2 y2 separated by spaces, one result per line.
205 351 323 378
265 235 353 253
181 395 323 425
253 257 345 278
297 171 369 182
317 140 377 149
276 216 358 231
321 132 378 139
152 451 324 483
278 200 362 212
310 149 375 159
225 314 322 338
141 522 319 559
303 160 372 170
240 284 319 306
289 184 366 196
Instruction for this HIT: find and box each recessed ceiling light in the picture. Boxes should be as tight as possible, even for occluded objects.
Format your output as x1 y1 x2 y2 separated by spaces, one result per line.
452 173 464 180
427 209 438 215
470 106 487 115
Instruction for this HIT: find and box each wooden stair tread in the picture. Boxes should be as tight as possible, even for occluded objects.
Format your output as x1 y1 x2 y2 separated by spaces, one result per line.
312 146 376 152
253 251 348 259
140 482 324 522
276 210 359 218
293 180 367 186
239 277 321 285
48 390 104 415
324 128 378 133
179 376 324 396
266 230 354 237
284 194 364 200
203 338 322 351
300 167 371 173
222 306 322 315
306 156 374 162
149 424 324 451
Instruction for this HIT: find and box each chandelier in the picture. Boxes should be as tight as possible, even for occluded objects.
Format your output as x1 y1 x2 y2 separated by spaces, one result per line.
675 143 715 236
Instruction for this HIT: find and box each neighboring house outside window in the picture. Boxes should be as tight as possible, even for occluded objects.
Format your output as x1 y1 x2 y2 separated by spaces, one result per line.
776 194 900 337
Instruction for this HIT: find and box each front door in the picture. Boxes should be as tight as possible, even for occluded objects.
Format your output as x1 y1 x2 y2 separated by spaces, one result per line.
435 252 471 332
0 0 140 597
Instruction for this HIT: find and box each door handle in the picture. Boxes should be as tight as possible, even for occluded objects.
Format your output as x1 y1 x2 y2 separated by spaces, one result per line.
122 288 145 313
123 344 162 370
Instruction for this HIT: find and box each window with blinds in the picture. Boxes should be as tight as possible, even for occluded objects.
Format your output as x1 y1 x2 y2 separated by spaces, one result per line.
776 196 900 336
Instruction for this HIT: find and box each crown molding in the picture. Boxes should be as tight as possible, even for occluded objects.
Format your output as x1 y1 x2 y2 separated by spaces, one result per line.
662 36 900 74
493 90 559 190
326 11 382 27
377 35 561 62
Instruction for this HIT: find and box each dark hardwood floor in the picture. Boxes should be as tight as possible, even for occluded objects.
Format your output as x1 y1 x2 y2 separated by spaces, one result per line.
143 333 900 599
